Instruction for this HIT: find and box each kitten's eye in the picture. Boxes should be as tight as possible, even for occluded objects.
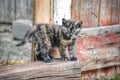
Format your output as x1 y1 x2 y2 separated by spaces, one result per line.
67 29 70 33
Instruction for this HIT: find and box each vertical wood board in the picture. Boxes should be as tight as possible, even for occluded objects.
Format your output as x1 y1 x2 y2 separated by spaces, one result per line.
79 0 100 28
54 0 71 25
99 0 112 26
0 0 33 23
118 0 120 24
71 0 80 21
50 0 54 23
111 0 119 25
15 0 33 20
0 0 15 23
34 0 50 24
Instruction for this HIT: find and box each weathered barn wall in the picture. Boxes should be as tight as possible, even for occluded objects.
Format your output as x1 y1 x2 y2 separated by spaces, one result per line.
15 0 33 20
0 0 33 32
72 0 120 27
75 25 120 67
81 66 120 79
70 0 120 74
0 0 15 23
0 0 119 30
72 0 100 27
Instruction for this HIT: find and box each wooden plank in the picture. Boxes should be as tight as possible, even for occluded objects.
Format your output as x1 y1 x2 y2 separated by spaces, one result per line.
0 61 81 80
116 66 120 74
1 0 8 22
0 61 119 80
0 0 33 22
5 0 15 22
99 0 112 26
81 66 119 80
118 0 120 24
111 0 119 25
79 0 100 28
71 0 80 21
15 0 33 20
34 0 50 24
50 0 54 23
15 0 26 19
75 25 120 67
97 67 116 79
0 0 15 23
26 0 33 20
0 0 3 22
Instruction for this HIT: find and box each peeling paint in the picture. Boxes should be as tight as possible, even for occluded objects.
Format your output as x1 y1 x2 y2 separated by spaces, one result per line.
74 25 120 70
53 0 71 25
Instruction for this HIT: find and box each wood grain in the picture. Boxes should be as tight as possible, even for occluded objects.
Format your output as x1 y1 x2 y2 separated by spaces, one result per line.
111 0 119 25
15 0 33 20
0 0 15 23
99 0 112 26
118 0 120 24
34 0 50 24
71 0 80 21
0 0 33 23
79 0 100 28
0 61 81 80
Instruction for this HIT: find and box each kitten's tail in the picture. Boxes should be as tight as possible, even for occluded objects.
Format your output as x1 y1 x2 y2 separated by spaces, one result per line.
16 40 26 46
16 31 28 47
15 30 29 47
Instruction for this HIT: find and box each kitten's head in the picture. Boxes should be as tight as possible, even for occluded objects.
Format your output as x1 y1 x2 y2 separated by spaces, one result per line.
62 18 83 34
62 18 74 29
62 18 73 39
61 18 83 40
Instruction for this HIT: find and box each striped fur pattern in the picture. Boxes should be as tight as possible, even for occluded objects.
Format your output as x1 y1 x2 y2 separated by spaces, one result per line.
16 18 82 62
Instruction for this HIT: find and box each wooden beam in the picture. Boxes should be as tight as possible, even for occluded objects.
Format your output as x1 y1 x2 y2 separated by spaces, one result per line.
34 0 50 24
0 61 81 80
0 60 119 80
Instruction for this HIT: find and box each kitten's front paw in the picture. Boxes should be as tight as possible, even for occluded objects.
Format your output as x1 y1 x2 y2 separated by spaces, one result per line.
61 55 69 61
44 58 53 63
70 56 77 61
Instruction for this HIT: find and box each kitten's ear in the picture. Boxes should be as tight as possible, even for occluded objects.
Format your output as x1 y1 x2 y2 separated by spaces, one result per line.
62 18 65 21
75 21 83 28
76 21 83 25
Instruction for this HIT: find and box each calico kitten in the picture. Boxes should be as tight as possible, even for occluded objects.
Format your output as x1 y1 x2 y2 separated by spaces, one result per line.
16 19 82 62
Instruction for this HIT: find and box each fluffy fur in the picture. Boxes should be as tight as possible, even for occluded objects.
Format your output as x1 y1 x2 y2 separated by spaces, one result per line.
16 18 82 62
